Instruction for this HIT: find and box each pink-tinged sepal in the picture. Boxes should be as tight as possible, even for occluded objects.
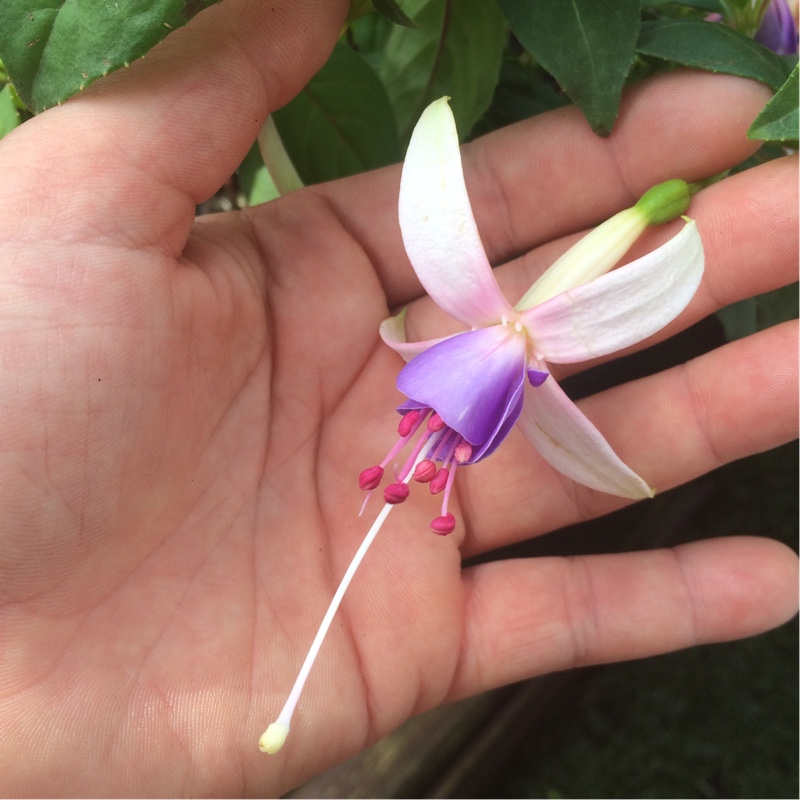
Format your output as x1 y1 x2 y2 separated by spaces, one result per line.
515 376 654 499
398 97 515 328
379 309 452 363
521 222 703 364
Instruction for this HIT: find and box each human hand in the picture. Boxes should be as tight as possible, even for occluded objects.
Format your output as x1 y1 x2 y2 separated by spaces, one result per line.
0 0 796 795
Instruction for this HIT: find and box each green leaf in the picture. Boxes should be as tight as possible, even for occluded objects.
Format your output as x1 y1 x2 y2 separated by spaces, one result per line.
636 18 791 91
0 84 22 138
236 142 280 207
0 0 218 113
373 0 417 27
640 0 723 10
718 283 798 341
379 0 507 143
472 55 569 137
716 298 756 341
348 9 394 69
272 42 402 184
497 0 641 136
748 63 799 143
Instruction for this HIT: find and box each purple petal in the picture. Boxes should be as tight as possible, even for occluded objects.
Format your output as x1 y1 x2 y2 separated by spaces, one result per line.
468 382 524 463
397 324 527 448
527 369 549 387
756 0 798 55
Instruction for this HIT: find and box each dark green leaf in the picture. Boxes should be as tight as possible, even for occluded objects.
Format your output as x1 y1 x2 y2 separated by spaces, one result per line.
379 0 507 143
472 56 569 137
755 283 798 331
640 0 722 10
348 8 394 69
718 283 798 341
373 0 417 27
0 84 21 138
0 0 218 113
636 18 791 91
346 0 374 25
497 0 641 136
716 298 757 341
272 43 402 184
748 63 799 143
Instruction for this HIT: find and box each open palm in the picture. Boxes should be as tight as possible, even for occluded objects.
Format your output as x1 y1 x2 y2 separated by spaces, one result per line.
0 1 796 796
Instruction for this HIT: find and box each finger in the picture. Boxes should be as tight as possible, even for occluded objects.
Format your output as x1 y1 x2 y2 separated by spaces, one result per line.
461 320 798 554
0 0 347 249
315 70 772 307
691 155 798 314
449 536 798 700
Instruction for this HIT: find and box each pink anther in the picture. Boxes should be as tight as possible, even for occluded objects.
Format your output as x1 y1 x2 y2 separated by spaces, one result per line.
397 409 422 437
383 483 410 504
413 459 436 482
428 412 446 432
454 442 473 464
431 513 456 535
359 465 384 491
429 467 449 495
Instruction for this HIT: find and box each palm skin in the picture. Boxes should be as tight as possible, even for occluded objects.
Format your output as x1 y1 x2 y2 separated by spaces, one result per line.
0 1 796 796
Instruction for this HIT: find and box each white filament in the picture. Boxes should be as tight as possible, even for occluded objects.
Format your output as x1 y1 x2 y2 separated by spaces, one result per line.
260 452 426 753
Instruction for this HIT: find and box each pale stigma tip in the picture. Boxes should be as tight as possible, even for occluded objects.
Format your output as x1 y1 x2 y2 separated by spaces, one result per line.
259 722 289 754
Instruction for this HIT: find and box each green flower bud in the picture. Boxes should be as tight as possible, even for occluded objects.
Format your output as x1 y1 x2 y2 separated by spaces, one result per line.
634 179 691 225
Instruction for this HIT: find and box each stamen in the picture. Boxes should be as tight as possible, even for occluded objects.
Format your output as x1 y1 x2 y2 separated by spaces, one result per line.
358 465 383 491
429 456 461 535
397 409 422 437
413 459 436 482
428 412 446 432
396 425 437 483
454 442 473 464
383 483 410 504
429 467 449 494
427 427 456 462
366 411 429 484
431 513 456 535
441 458 458 507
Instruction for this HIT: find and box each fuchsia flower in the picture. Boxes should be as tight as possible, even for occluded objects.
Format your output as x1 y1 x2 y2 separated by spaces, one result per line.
362 97 704 534
260 98 704 754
